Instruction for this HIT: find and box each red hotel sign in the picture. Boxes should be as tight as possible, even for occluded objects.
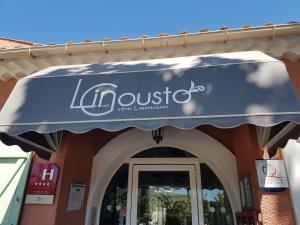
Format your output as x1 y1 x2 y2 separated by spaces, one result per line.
25 163 59 204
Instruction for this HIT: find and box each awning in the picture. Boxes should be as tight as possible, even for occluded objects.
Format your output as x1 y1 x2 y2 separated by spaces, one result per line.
0 51 299 158
256 122 300 156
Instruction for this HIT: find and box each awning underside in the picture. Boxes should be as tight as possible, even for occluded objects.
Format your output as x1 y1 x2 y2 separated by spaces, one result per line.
0 51 299 158
0 131 62 159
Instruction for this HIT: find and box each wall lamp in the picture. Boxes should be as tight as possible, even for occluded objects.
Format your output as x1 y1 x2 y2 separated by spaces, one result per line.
152 127 165 144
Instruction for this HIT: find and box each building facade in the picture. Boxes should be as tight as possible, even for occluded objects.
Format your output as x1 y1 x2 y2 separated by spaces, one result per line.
0 23 300 225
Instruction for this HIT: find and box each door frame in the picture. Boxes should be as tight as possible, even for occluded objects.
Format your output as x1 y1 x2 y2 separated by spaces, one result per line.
126 158 205 225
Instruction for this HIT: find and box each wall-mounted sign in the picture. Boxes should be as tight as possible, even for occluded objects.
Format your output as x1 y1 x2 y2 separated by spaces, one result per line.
25 163 59 204
255 160 289 189
239 175 254 210
67 183 86 212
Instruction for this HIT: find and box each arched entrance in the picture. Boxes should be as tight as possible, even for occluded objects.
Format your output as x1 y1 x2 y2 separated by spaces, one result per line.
86 127 241 225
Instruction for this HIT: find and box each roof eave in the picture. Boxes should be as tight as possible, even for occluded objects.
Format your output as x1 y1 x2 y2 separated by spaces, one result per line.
1 23 300 60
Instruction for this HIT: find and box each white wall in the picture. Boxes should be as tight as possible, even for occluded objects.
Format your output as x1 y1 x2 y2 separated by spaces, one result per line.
283 138 300 225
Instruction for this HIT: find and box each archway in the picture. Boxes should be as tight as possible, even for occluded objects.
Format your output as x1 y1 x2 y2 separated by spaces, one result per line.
85 127 241 225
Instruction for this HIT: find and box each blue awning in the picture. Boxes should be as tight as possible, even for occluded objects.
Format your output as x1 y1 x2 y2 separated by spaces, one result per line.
0 51 299 158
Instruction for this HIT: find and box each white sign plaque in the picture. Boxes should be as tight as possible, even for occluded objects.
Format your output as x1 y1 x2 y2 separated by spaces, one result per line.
67 183 86 211
255 160 289 188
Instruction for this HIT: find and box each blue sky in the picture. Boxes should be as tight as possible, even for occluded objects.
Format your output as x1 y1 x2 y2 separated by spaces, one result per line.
1 0 300 44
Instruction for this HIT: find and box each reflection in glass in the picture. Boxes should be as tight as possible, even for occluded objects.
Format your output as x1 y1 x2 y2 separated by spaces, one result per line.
137 171 192 225
200 164 233 225
99 164 128 225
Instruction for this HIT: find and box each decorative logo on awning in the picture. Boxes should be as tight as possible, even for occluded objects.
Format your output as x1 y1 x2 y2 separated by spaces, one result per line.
70 79 206 117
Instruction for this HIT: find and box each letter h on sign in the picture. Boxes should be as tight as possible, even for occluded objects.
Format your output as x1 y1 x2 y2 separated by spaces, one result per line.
42 169 55 181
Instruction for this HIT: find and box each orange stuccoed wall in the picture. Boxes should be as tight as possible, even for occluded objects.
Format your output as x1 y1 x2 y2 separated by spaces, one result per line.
233 125 296 225
19 132 95 225
0 59 299 225
284 59 300 99
0 78 17 110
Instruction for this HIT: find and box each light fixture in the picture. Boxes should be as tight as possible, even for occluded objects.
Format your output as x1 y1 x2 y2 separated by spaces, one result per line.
152 127 165 144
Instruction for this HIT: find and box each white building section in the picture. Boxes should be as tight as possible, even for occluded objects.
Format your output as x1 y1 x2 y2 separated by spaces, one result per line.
283 138 300 225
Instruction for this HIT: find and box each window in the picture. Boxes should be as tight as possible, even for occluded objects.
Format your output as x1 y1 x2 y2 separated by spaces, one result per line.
99 149 234 225
133 147 196 158
99 164 129 225
200 164 233 225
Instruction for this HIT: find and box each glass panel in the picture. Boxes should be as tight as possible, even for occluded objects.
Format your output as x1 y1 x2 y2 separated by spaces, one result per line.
99 164 128 225
200 164 233 225
137 171 192 225
133 147 196 158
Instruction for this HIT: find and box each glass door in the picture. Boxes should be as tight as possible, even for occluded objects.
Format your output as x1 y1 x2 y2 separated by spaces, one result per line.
129 165 200 225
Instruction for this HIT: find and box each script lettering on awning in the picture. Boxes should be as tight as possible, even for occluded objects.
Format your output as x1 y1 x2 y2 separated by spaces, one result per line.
70 79 206 117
